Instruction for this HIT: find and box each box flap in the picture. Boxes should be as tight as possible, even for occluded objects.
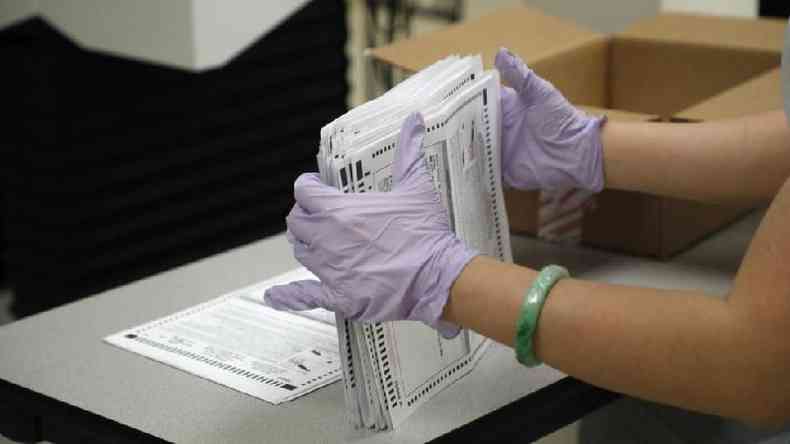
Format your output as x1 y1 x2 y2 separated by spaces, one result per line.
659 200 748 258
619 13 785 53
367 5 601 73
582 191 664 257
530 38 609 107
609 37 779 117
674 68 782 121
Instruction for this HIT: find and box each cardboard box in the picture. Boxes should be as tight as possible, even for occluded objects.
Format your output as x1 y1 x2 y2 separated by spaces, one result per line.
674 68 783 121
369 6 785 258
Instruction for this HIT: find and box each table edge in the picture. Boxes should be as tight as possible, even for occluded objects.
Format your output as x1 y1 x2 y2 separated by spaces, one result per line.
1 373 616 444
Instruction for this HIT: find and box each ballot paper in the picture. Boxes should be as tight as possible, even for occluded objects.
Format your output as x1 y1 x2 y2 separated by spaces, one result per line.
104 268 341 404
317 55 512 431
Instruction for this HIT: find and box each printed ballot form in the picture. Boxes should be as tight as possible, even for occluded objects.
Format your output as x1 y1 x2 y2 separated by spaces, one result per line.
317 54 512 431
105 268 340 404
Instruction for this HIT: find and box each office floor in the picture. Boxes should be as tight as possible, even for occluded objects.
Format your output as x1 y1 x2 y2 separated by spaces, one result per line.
1 288 18 444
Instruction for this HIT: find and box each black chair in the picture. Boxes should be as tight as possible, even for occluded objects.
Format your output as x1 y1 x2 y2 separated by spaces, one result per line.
2 0 348 317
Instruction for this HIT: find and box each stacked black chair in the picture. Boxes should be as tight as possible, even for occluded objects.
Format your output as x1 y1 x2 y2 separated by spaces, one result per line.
760 0 790 18
1 191 5 288
2 0 348 317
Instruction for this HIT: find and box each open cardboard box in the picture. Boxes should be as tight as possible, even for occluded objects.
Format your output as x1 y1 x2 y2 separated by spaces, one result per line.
370 6 786 258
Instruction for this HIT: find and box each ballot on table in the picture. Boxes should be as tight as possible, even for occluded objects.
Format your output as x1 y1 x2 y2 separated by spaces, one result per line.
105 268 341 404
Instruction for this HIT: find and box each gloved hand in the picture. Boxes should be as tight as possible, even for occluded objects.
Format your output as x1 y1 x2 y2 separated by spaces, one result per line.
496 47 606 192
264 113 478 338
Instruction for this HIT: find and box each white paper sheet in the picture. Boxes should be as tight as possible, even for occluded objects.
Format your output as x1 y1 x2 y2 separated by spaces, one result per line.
105 268 340 404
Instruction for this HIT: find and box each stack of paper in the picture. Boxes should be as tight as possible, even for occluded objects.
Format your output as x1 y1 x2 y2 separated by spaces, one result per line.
317 55 513 430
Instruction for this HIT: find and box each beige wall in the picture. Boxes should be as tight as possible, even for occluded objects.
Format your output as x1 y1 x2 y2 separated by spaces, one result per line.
524 0 660 32
524 0 756 34
662 0 756 17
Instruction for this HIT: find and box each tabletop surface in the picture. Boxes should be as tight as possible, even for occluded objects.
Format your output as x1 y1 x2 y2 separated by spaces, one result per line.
0 211 760 443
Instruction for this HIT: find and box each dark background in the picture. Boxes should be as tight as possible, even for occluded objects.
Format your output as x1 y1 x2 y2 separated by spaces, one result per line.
0 0 348 317
760 0 790 18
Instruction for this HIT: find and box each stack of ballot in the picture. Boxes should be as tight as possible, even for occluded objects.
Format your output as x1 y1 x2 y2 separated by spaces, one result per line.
317 55 513 430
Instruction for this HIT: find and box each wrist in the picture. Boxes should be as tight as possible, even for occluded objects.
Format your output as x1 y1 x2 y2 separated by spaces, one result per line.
424 236 477 337
584 114 607 193
443 256 538 347
515 265 570 367
442 255 482 326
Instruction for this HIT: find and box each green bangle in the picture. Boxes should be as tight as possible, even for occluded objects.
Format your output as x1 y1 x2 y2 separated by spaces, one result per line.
515 265 570 367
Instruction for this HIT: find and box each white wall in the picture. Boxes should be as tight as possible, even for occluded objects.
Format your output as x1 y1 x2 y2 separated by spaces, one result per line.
0 0 309 71
40 0 196 68
191 0 308 70
0 0 37 29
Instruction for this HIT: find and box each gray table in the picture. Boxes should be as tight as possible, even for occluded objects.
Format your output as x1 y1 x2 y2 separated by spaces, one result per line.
0 212 759 443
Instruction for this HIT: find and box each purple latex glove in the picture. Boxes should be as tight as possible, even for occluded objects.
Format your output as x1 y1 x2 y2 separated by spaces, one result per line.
264 113 478 338
496 47 606 192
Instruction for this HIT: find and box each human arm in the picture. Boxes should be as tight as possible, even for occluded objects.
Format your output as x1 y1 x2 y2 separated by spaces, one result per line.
267 49 790 426
443 176 790 426
447 51 790 424
602 110 790 206
496 47 790 206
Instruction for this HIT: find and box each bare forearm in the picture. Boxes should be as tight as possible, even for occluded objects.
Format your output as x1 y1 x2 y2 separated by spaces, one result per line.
535 279 751 421
445 258 748 419
603 110 790 206
444 247 790 424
